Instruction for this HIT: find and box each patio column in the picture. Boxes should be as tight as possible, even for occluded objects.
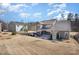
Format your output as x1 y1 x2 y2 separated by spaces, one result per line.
51 31 57 41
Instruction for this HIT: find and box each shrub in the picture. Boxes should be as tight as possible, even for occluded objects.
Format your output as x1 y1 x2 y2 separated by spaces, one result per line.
11 32 16 35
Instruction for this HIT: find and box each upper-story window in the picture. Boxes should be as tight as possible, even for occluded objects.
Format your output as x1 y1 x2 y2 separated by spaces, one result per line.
40 24 51 29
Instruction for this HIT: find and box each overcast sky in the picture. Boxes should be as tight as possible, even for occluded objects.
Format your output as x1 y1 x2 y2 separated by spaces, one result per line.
0 3 79 22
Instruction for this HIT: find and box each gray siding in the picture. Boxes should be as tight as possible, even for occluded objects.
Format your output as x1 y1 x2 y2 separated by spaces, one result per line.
8 22 28 32
8 23 16 32
54 21 71 32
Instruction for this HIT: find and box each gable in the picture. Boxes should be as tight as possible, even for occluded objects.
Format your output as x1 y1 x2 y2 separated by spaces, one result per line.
54 21 71 31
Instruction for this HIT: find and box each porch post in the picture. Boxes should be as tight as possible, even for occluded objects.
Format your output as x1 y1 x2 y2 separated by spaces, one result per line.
52 31 57 41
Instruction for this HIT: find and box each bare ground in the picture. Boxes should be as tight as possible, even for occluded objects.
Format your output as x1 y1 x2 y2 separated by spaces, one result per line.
0 32 79 55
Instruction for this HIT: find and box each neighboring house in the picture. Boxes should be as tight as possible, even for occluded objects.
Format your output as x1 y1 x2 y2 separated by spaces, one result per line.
0 20 8 31
38 19 71 40
28 22 40 31
8 22 28 32
38 19 56 31
0 23 2 32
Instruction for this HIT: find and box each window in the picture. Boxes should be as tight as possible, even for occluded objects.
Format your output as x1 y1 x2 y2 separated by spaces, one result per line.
41 24 50 29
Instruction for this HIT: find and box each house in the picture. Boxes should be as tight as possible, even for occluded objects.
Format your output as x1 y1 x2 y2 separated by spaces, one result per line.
37 19 71 40
28 22 40 31
0 20 8 31
52 20 71 40
8 22 28 32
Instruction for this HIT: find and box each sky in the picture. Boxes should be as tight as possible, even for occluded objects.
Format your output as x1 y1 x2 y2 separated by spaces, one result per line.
0 3 79 23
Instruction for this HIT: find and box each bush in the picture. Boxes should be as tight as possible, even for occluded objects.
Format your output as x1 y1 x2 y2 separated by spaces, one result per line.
11 32 16 35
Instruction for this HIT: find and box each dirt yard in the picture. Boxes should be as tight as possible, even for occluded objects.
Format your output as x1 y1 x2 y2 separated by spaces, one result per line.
0 32 79 55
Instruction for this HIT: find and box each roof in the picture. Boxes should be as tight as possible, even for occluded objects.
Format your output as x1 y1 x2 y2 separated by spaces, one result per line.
28 22 40 26
56 20 71 24
40 19 56 25
40 19 70 25
9 21 27 25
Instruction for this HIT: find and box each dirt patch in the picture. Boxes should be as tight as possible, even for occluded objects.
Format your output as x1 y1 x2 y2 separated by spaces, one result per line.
0 44 10 55
0 32 79 55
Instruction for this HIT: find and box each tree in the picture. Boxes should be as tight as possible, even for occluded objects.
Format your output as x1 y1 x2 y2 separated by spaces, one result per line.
67 13 73 21
75 13 79 21
61 13 65 20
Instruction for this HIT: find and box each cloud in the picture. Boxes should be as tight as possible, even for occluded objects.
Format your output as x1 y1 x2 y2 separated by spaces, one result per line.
54 10 70 20
55 14 61 20
53 3 66 9
19 12 30 18
47 3 67 18
48 3 53 5
33 12 42 18
28 3 39 9
48 9 61 16
31 3 39 6
9 4 30 12
1 3 11 8
48 3 71 20
47 9 51 12
0 9 6 14
48 10 56 16
1 3 30 12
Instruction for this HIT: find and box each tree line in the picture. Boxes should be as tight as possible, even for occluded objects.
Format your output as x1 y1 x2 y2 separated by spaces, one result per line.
67 13 79 21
